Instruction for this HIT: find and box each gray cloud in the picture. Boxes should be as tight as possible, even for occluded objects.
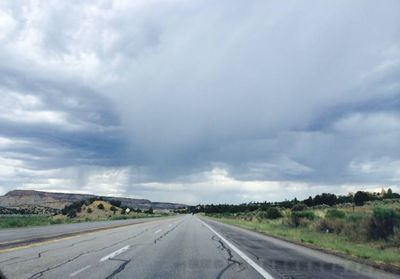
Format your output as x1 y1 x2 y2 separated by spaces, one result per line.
0 0 399 203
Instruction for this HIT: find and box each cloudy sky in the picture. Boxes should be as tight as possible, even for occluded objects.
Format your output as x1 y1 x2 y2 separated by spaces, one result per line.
0 0 399 204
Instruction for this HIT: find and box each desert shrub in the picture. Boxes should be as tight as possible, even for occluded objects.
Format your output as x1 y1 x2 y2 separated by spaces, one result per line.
369 207 400 240
290 215 306 227
292 211 316 220
97 203 105 210
291 203 308 212
256 207 282 220
342 217 370 242
255 211 267 221
240 213 253 221
312 204 330 210
317 218 345 234
266 207 282 219
346 212 364 222
67 209 77 218
326 209 346 219
390 226 400 243
290 211 316 227
87 208 93 213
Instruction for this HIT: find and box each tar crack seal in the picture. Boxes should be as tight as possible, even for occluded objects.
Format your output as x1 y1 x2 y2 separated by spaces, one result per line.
211 235 245 278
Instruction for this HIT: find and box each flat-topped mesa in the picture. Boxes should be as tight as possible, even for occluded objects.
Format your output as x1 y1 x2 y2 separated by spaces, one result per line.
0 189 187 211
5 189 43 196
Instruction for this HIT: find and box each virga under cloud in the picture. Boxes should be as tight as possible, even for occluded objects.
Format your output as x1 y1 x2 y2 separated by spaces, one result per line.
0 0 399 204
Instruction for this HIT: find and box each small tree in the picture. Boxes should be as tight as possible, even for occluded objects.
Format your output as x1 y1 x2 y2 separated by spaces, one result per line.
67 209 77 218
110 206 117 214
87 208 93 214
384 188 393 199
303 196 313 207
354 191 369 206
266 207 282 219
97 203 105 210
291 203 307 212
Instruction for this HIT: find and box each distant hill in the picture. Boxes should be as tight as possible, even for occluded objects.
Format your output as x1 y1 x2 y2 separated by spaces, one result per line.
0 190 187 214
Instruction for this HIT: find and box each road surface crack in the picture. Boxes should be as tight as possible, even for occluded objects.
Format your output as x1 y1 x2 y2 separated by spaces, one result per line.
24 225 157 278
28 252 87 279
104 259 131 279
0 257 19 264
211 235 244 278
153 221 182 244
2 237 97 266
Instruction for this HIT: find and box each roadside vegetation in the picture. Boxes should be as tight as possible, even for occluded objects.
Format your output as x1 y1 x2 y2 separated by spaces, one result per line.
0 198 169 229
199 188 400 268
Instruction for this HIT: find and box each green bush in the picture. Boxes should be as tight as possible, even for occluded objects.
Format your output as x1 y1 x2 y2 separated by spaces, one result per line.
87 208 93 213
256 207 282 220
292 211 316 220
369 207 400 240
291 203 308 212
290 211 316 227
266 207 283 219
326 209 346 219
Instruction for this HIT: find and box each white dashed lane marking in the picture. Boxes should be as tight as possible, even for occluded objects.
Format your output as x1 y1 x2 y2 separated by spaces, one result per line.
69 265 91 277
100 245 130 262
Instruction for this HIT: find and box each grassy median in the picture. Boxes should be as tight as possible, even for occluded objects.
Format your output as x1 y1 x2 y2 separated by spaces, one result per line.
0 212 168 229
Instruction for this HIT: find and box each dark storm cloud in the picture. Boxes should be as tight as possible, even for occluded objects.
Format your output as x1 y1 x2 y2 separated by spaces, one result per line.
0 0 399 202
0 68 128 170
112 0 400 186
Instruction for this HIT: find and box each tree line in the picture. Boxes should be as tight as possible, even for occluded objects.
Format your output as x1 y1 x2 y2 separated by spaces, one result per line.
188 188 400 214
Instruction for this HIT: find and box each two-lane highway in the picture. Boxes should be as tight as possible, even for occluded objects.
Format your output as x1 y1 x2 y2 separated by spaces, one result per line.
0 215 398 279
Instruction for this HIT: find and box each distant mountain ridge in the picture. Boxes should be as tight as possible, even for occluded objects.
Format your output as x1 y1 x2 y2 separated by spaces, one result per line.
0 190 187 212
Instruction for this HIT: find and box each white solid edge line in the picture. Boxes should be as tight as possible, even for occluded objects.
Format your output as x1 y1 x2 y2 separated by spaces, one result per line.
199 219 274 279
69 265 91 277
100 245 130 262
154 229 162 234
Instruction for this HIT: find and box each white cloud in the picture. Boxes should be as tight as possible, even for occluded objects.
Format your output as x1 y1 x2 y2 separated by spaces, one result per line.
333 112 400 135
0 0 399 203
349 158 400 182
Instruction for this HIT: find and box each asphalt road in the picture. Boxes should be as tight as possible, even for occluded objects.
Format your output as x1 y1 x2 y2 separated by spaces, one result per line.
0 215 398 279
